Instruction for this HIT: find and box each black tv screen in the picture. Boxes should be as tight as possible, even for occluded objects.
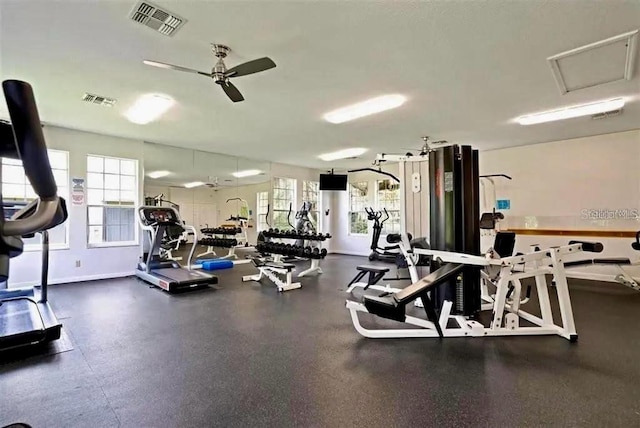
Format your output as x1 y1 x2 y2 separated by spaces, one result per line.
319 174 348 191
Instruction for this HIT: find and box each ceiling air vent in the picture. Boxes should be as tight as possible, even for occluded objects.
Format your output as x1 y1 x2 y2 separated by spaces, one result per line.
129 1 186 37
82 93 117 107
591 109 623 120
548 30 638 95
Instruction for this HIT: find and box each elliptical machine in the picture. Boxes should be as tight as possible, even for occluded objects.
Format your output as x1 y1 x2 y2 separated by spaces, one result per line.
365 207 401 263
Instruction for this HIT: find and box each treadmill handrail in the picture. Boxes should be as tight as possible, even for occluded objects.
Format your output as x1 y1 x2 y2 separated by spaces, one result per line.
3 80 57 200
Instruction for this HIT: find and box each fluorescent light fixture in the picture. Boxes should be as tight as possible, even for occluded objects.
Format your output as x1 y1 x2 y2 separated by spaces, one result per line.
184 181 204 188
318 148 368 162
516 98 625 125
147 170 171 179
323 94 406 124
125 94 174 124
232 169 262 178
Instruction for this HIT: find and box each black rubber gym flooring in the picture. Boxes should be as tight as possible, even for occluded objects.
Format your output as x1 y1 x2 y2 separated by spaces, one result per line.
2 252 640 427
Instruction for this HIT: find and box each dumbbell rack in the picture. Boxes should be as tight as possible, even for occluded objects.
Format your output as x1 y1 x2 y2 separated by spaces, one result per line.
257 230 331 277
197 227 242 260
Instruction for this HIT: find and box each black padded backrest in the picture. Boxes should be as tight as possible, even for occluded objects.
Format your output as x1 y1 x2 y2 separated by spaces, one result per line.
394 263 464 303
494 231 516 257
2 80 57 200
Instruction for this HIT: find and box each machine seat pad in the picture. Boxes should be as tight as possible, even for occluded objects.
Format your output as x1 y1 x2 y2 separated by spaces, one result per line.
394 263 464 304
363 294 405 322
356 265 390 274
265 262 295 271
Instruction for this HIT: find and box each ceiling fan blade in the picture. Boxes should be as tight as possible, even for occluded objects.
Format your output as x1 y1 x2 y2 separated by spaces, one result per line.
143 60 210 76
221 81 244 102
225 57 276 78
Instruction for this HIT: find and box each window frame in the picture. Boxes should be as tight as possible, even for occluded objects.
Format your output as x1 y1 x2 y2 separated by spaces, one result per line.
375 179 401 236
86 154 139 248
302 180 321 231
348 181 369 236
256 191 270 231
272 177 296 231
1 149 70 251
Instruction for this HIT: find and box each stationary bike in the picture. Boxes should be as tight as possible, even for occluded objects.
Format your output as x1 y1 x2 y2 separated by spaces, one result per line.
365 207 401 263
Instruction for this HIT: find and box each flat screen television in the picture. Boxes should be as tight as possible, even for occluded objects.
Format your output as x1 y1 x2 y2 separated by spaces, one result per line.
319 174 348 191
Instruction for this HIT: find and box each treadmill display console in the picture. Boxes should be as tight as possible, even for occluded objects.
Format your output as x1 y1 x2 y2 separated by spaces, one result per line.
141 207 178 225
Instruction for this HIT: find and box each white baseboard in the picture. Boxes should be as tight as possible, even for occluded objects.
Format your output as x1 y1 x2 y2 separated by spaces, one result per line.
9 271 135 288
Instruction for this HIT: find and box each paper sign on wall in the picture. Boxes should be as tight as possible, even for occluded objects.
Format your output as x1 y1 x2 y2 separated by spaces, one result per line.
71 177 85 205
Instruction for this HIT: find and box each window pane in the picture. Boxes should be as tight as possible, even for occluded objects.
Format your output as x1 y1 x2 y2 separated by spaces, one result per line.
88 226 103 244
88 206 103 225
48 151 67 169
120 190 136 202
87 189 104 204
105 225 121 242
4 183 25 199
87 156 103 173
120 175 135 191
3 157 22 166
87 172 104 189
104 190 120 203
48 223 67 245
104 174 120 190
104 158 120 174
3 165 26 184
52 170 68 187
25 186 37 200
120 160 136 176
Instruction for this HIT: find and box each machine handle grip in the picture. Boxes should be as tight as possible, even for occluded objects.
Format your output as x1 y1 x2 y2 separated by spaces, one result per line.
2 80 57 200
569 240 604 253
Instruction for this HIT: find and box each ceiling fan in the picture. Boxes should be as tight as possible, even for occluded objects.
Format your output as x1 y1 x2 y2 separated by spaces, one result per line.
143 44 276 103
203 176 220 188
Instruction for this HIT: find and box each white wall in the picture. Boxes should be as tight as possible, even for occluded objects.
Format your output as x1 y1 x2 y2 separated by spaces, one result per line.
481 129 640 268
9 125 144 286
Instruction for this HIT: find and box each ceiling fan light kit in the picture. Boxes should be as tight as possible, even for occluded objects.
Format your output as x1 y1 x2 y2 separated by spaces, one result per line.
144 43 276 103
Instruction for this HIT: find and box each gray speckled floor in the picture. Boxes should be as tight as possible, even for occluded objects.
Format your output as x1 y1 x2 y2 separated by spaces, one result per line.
2 251 640 427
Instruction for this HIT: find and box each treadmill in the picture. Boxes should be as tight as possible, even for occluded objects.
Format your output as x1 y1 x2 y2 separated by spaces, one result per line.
136 206 217 292
0 80 69 351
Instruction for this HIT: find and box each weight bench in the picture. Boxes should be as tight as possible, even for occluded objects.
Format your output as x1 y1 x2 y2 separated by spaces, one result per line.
242 258 301 292
360 263 465 338
346 265 392 293
561 240 639 291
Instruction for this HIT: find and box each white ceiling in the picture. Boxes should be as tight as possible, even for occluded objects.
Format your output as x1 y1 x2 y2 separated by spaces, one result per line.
1 0 639 170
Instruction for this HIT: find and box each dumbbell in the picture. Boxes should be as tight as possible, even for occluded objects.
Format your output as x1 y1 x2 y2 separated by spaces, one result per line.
312 248 320 256
303 246 312 257
320 249 327 258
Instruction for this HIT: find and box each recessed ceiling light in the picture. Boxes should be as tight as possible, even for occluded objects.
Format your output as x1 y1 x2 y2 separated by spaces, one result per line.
232 169 262 178
125 94 174 124
516 98 625 125
184 181 204 188
323 94 407 124
319 148 368 161
147 170 171 179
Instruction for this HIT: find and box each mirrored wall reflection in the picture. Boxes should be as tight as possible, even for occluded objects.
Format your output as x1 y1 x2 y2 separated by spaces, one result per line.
142 142 271 246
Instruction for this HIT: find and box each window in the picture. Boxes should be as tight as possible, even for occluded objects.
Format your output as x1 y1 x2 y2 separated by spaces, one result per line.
87 155 138 246
1 150 69 249
376 179 401 234
272 177 296 230
302 180 320 231
256 191 269 231
349 182 369 234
